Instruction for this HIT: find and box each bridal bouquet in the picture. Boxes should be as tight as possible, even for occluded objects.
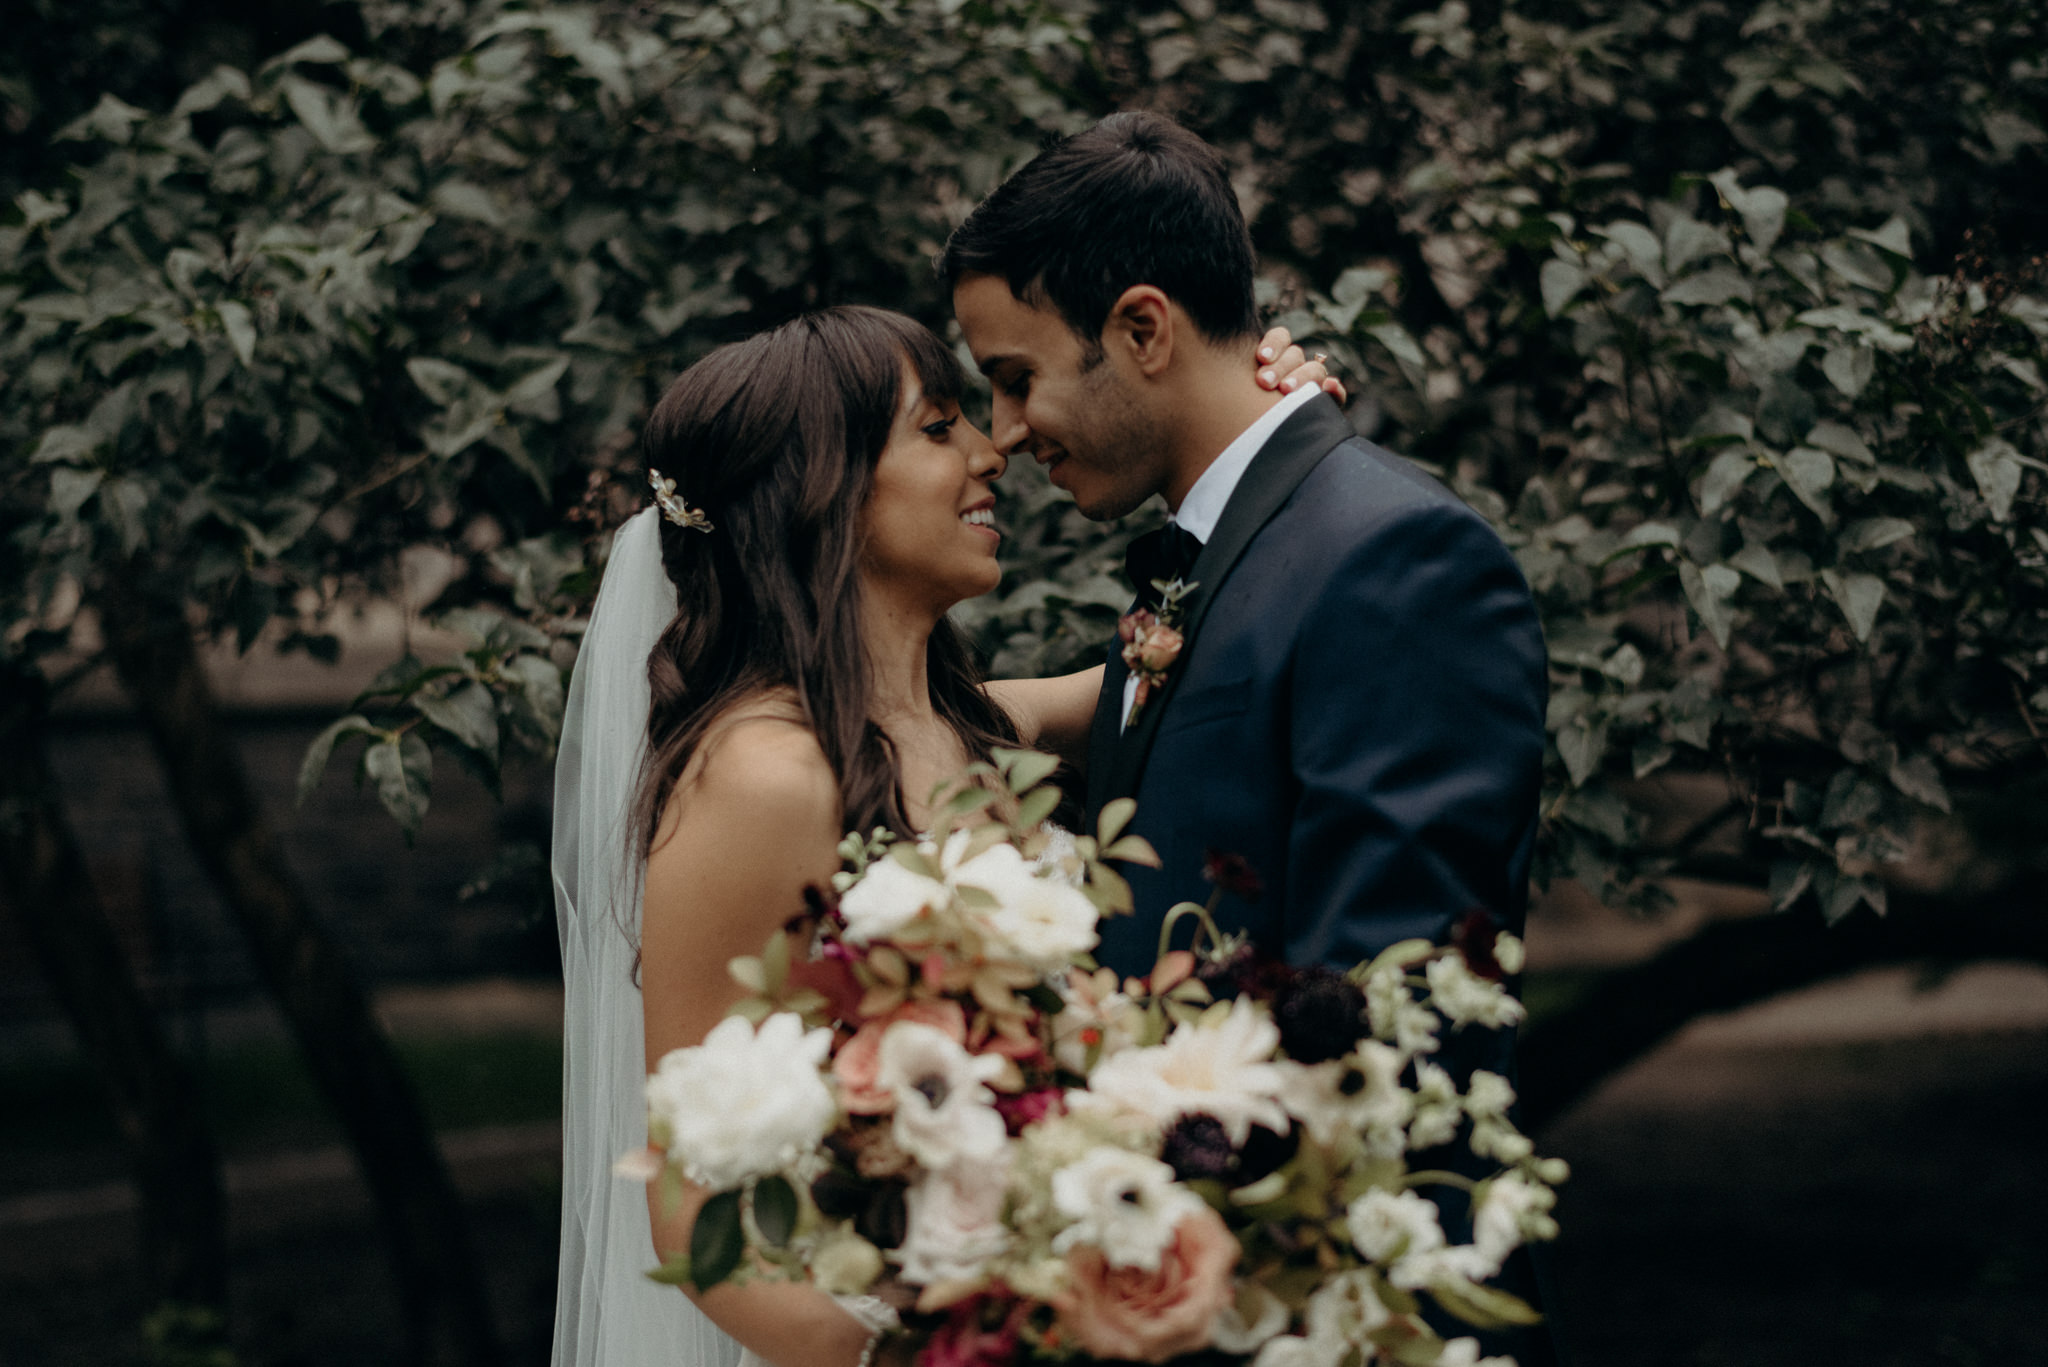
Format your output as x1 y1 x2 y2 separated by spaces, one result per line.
620 751 1563 1367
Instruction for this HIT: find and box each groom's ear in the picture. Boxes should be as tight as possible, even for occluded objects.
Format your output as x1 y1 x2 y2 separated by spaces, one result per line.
1104 285 1174 378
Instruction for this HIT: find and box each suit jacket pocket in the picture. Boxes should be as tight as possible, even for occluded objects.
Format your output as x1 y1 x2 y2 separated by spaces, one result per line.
1161 675 1252 732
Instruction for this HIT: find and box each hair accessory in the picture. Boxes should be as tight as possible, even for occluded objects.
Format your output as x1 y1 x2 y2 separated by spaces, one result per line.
648 468 713 533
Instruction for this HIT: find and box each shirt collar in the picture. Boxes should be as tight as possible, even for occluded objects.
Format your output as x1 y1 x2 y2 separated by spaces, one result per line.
1169 384 1321 543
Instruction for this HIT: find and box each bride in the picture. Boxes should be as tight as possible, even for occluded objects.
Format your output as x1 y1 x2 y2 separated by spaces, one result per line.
551 305 1334 1367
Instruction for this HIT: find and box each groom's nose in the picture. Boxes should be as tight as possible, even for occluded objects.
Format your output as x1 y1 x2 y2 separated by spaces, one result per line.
990 394 1033 460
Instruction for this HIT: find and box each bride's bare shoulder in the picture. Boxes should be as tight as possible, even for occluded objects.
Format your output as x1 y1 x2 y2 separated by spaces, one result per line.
653 689 839 851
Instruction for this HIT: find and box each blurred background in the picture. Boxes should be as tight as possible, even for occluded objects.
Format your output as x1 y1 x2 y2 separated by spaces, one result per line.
2 1 2044 1365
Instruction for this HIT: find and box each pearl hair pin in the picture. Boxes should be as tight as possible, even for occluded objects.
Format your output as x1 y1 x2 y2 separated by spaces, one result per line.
648 468 713 532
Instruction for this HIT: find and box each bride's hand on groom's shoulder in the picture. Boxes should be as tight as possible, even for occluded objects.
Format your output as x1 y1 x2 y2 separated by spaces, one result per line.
1257 326 1348 404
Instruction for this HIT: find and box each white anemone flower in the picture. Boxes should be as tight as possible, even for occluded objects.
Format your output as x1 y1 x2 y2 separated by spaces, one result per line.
1076 997 1288 1145
644 1013 837 1190
1274 1041 1413 1153
876 1021 1007 1170
951 841 1100 966
1049 1147 1205 1271
838 854 949 943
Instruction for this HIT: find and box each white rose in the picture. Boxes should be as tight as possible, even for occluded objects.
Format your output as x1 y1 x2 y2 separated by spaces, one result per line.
877 1021 1008 1170
1050 1147 1205 1271
947 840 1100 966
1075 997 1288 1145
895 1155 1013 1286
839 854 949 943
645 1013 836 1190
1346 1187 1447 1267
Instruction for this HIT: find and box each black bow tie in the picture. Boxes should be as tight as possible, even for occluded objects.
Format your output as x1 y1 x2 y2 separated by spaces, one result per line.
1125 523 1204 609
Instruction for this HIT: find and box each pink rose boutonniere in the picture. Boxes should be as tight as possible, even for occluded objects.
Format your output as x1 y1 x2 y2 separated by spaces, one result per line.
1119 578 1194 715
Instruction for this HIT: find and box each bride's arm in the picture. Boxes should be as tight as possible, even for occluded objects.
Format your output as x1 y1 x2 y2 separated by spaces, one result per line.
986 664 1104 767
639 716 880 1367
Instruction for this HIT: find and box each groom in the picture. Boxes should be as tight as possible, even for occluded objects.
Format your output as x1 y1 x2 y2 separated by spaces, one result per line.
942 111 1557 1362
942 112 1546 983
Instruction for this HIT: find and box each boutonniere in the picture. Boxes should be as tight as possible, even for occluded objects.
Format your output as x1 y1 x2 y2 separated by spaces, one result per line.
1119 578 1195 716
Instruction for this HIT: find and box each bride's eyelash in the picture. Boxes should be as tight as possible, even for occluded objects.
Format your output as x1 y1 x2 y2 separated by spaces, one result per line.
921 416 958 440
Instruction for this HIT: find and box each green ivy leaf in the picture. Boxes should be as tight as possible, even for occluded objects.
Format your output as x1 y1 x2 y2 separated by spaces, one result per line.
298 714 377 806
690 1189 745 1290
1820 569 1885 643
365 732 433 838
414 682 500 758
752 1175 799 1248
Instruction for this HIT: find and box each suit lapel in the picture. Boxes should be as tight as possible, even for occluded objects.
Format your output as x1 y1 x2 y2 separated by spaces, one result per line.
1097 393 1359 806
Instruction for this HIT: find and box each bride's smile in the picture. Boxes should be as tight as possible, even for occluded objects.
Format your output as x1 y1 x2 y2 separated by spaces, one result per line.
858 363 1009 621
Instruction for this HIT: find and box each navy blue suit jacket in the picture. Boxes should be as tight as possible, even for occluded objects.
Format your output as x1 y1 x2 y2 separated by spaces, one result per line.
1087 394 1547 979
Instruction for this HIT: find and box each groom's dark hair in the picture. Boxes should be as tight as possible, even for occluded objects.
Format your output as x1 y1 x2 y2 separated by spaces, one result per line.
938 111 1260 353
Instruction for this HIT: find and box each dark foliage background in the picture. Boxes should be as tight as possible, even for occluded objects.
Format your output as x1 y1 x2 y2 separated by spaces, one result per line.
1 1 2044 1363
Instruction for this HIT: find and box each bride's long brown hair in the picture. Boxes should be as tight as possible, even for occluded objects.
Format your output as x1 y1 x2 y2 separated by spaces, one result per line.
631 306 1020 851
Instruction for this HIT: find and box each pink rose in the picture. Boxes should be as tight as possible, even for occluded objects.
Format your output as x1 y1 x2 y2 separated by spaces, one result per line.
1122 621 1184 677
834 999 967 1115
1118 608 1157 645
1052 1205 1239 1363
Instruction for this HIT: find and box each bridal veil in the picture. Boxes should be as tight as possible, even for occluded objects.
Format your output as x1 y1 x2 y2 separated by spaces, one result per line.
550 506 744 1367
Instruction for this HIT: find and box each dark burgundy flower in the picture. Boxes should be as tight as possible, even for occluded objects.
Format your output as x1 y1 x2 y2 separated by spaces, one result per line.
1160 1114 1235 1182
995 1087 1063 1136
1272 966 1368 1064
1202 849 1265 902
854 1180 908 1251
1451 906 1507 981
1160 1114 1298 1185
1234 1123 1299 1184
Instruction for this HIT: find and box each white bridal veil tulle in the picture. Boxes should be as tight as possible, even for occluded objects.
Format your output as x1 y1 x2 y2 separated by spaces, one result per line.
550 507 745 1367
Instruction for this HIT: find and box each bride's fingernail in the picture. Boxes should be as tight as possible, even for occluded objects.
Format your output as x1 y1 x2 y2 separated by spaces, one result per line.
1259 347 1274 360
1259 369 1275 384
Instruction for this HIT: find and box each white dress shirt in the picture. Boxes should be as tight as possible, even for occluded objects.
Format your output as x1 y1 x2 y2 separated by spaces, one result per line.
1121 383 1322 729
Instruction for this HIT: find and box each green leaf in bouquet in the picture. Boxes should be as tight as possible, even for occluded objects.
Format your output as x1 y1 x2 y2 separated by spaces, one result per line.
1099 835 1161 867
938 785 999 823
1368 1315 1442 1366
1085 861 1133 915
1096 796 1138 846
728 955 768 994
991 746 1061 794
1228 1170 1290 1208
690 1188 746 1290
1015 784 1060 831
656 1162 685 1222
1428 1277 1544 1329
888 843 942 880
761 929 791 996
646 1251 693 1286
752 1175 799 1248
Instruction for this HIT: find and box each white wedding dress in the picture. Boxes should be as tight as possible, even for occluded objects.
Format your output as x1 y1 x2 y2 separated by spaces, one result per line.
551 508 899 1367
